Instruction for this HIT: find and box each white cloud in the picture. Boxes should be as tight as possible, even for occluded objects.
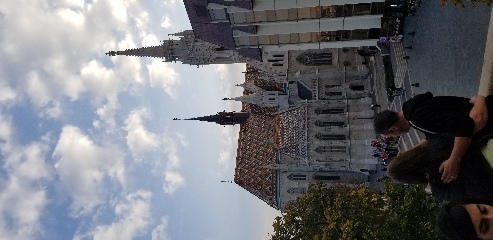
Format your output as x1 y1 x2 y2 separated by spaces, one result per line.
124 108 160 160
161 135 185 195
152 216 170 240
0 84 17 105
142 34 160 47
214 64 244 169
53 125 126 216
148 60 180 99
40 100 63 119
0 116 53 240
94 95 119 131
160 15 171 29
82 190 152 240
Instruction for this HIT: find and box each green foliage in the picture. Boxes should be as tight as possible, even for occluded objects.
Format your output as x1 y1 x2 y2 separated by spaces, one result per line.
438 0 492 7
269 180 444 240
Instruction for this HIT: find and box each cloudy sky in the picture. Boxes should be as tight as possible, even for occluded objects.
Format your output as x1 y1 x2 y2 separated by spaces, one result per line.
0 0 280 239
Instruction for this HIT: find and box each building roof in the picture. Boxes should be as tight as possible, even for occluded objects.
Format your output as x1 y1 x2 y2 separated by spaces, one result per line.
183 0 262 61
233 65 280 209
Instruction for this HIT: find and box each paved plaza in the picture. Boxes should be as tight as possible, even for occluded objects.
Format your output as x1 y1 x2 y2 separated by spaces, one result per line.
368 2 492 185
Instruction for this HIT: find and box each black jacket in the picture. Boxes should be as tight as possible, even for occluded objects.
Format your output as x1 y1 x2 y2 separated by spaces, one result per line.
427 135 493 201
402 92 475 138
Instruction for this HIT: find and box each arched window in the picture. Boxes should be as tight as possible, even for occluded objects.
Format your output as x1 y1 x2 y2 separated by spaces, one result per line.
350 85 365 91
313 175 341 181
296 51 333 66
287 187 307 194
287 174 306 181
315 121 344 127
315 146 346 153
315 133 346 140
315 108 344 114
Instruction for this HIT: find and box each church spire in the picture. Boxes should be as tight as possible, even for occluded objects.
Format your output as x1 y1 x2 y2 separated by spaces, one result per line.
173 111 249 126
106 41 179 62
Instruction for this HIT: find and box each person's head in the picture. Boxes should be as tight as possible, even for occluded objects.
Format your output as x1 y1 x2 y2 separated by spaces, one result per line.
387 145 431 185
373 110 410 137
438 199 493 240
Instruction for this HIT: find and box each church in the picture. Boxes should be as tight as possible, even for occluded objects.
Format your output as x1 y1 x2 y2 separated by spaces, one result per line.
107 0 385 210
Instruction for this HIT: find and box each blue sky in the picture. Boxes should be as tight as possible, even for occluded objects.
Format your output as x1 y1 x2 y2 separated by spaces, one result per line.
0 0 281 239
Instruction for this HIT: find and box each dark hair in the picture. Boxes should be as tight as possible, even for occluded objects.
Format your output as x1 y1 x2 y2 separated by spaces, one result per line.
373 110 399 135
438 199 493 240
387 144 430 185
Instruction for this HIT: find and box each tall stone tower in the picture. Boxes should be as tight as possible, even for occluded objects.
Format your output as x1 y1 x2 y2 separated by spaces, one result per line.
106 30 243 67
173 111 250 126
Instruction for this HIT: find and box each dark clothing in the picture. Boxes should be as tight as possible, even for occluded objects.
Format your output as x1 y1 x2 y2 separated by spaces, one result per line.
426 135 493 202
402 92 493 147
402 92 475 138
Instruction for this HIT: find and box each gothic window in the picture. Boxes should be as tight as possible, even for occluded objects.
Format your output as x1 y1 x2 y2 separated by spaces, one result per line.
325 91 343 96
287 187 307 195
296 52 333 66
315 133 346 140
287 174 306 181
272 63 283 66
313 175 341 181
273 54 284 58
350 85 365 91
315 121 344 127
315 146 347 153
315 108 344 114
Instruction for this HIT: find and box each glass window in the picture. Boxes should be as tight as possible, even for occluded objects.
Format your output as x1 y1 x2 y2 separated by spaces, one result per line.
208 8 228 21
353 3 371 15
351 29 369 40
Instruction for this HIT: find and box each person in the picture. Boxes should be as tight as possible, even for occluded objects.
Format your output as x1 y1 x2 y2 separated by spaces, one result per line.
374 92 492 183
437 199 493 240
388 134 493 202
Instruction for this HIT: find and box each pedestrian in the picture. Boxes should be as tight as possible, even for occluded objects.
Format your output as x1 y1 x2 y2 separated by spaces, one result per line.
411 83 420 87
374 92 492 183
407 31 416 36
403 56 410 60
405 46 413 50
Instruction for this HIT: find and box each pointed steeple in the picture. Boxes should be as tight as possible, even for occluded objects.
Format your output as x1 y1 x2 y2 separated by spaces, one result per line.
106 40 180 62
173 111 249 126
106 31 242 66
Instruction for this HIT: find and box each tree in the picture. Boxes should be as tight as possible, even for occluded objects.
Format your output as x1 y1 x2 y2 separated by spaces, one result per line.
269 179 444 240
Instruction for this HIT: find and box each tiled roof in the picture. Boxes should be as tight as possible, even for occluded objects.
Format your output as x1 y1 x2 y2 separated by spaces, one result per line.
183 0 261 61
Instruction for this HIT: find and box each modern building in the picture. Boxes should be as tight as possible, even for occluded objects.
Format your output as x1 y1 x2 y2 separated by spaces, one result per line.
183 0 385 59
